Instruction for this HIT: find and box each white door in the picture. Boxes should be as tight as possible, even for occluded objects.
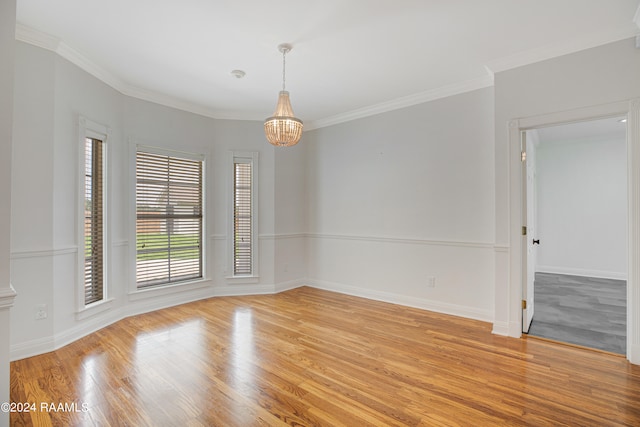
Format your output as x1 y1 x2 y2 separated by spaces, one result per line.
522 131 537 333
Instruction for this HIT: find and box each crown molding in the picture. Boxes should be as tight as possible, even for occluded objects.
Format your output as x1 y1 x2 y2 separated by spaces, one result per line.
14 22 640 131
120 84 221 119
122 85 263 121
56 40 127 92
305 75 494 130
16 23 127 94
14 23 233 121
14 22 60 51
486 26 639 74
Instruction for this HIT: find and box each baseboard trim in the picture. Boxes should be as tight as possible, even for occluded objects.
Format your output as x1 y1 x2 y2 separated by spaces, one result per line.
213 283 278 297
536 266 627 281
10 336 56 361
213 280 305 297
305 279 493 323
10 279 305 361
274 279 306 293
629 343 640 365
11 278 496 361
492 320 522 338
52 307 126 357
491 321 511 336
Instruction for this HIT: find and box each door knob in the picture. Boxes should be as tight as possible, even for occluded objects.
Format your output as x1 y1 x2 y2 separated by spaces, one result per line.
533 239 540 245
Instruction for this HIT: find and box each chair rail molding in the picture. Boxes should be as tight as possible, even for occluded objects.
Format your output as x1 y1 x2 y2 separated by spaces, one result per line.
0 285 17 309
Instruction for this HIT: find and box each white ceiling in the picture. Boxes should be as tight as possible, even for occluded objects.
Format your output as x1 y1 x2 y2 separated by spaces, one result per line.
15 0 640 129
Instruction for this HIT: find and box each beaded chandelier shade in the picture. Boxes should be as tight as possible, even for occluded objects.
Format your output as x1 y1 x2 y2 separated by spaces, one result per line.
264 44 303 147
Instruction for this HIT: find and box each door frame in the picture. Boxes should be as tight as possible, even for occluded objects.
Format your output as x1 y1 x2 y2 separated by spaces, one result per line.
507 99 640 364
521 130 537 334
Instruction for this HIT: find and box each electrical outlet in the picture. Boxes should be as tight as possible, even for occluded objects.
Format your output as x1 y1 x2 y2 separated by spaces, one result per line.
426 276 436 288
284 263 289 273
35 304 48 320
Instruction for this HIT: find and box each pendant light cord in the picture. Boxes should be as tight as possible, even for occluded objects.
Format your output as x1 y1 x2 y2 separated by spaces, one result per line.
282 49 287 91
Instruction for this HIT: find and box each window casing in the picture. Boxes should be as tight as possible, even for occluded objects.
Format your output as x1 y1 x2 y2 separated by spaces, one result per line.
77 117 110 312
84 137 105 304
229 152 258 279
135 149 204 288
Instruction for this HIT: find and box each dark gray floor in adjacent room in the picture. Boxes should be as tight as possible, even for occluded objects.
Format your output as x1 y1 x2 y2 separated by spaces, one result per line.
527 272 626 355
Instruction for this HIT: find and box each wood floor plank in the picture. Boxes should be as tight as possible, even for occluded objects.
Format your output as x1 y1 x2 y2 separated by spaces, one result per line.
10 287 640 426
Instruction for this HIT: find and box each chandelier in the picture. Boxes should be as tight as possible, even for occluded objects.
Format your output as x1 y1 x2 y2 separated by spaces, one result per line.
264 43 303 147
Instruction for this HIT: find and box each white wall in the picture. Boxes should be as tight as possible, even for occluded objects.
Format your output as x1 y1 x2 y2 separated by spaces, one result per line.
274 140 308 287
52 50 126 346
10 42 125 356
10 42 56 354
535 134 627 279
9 41 304 360
209 117 279 293
0 1 16 425
493 37 640 351
305 88 496 321
9 30 640 366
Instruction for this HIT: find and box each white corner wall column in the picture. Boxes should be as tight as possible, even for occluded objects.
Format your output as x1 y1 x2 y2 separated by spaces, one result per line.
628 99 640 364
0 289 16 427
0 0 17 425
491 245 511 335
493 120 523 337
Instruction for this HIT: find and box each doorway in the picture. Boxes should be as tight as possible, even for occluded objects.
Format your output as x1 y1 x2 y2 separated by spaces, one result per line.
522 116 627 354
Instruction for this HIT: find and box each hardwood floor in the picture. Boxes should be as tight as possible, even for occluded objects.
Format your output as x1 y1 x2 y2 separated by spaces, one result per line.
10 287 640 426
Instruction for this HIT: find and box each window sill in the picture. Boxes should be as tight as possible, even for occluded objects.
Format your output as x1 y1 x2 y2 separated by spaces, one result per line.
128 278 211 301
76 298 115 321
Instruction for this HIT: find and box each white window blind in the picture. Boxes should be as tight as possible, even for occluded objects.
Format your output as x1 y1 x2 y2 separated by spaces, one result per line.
84 137 105 305
136 151 203 288
234 161 252 275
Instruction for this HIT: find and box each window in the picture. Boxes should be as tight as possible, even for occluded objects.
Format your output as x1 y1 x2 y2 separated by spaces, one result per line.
135 149 204 288
230 152 258 278
234 161 252 275
78 116 110 312
84 137 105 305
